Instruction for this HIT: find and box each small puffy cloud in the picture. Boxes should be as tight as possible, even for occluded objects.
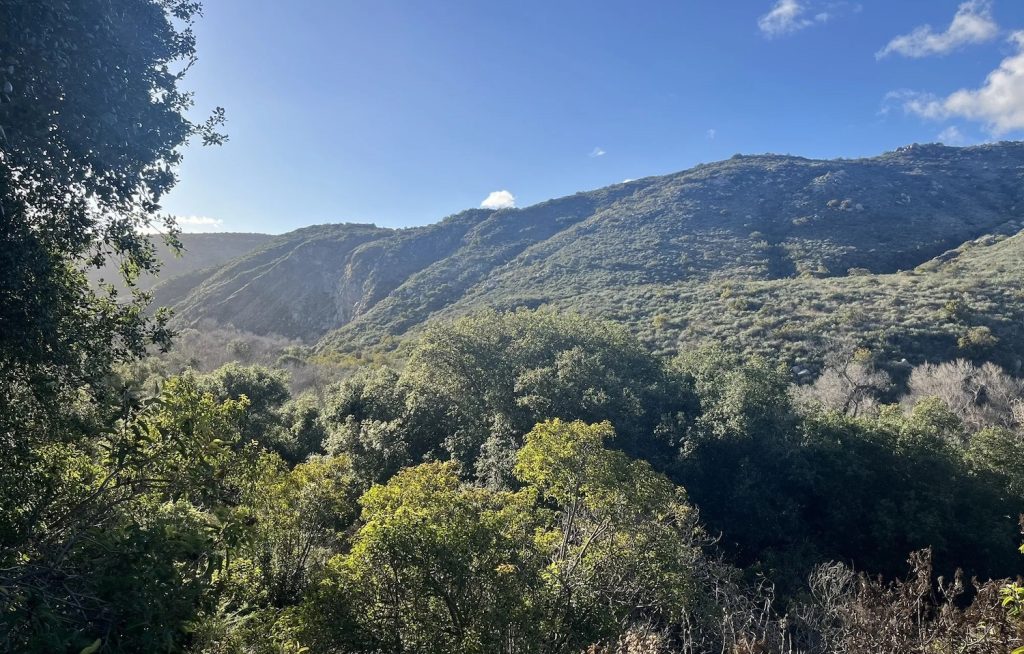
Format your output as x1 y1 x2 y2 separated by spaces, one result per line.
937 125 966 144
758 0 833 38
877 0 998 59
706 128 717 140
480 190 516 210
893 32 1024 134
589 146 606 158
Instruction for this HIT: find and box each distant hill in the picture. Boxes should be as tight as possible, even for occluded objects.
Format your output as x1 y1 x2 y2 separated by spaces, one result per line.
155 223 396 338
156 142 1024 366
87 232 273 292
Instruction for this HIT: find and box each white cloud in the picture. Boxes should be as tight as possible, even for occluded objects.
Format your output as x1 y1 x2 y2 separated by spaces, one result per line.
706 128 717 140
883 89 942 118
758 1 858 38
757 0 833 37
480 190 516 210
759 0 813 37
877 0 998 59
589 146 606 158
141 215 226 234
176 215 226 232
937 125 966 144
895 31 1024 134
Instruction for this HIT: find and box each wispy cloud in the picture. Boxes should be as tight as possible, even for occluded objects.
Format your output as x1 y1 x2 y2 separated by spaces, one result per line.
589 146 606 158
759 0 814 37
176 215 226 232
143 215 226 234
480 190 516 210
758 0 848 38
937 125 966 144
882 89 940 118
706 128 717 140
890 31 1024 135
877 0 998 59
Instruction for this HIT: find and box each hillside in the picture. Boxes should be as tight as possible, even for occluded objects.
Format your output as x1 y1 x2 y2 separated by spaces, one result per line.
157 142 1024 364
157 223 397 339
87 232 273 292
513 226 1024 368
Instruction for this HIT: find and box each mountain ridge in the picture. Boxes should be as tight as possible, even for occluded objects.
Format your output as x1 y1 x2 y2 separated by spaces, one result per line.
87 232 274 293
156 142 1024 363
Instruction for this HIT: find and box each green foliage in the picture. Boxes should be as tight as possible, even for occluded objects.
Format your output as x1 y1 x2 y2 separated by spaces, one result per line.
515 420 697 647
189 454 361 653
967 427 1024 498
301 419 701 654
0 5 228 646
1 375 251 653
307 462 544 653
323 309 692 484
321 366 416 483
0 0 225 416
6 290 1024 651
6 22 1024 646
404 309 689 463
669 347 1023 597
236 454 359 605
796 406 1020 581
199 363 293 458
1002 543 1024 654
675 346 794 442
1005 583 1024 619
280 392 330 461
958 324 999 355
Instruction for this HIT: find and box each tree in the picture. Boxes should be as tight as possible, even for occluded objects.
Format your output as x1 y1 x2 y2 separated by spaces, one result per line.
1 4 224 646
515 420 700 651
674 346 794 443
475 412 521 490
280 391 330 461
671 347 1023 595
794 341 891 417
191 453 362 653
200 363 293 457
958 325 999 356
904 360 1023 435
967 427 1024 499
1 0 225 413
304 462 545 653
300 420 705 653
796 403 1022 584
0 374 250 653
324 309 693 483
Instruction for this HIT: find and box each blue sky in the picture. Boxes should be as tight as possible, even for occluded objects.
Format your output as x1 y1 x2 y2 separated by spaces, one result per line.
163 0 1024 233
